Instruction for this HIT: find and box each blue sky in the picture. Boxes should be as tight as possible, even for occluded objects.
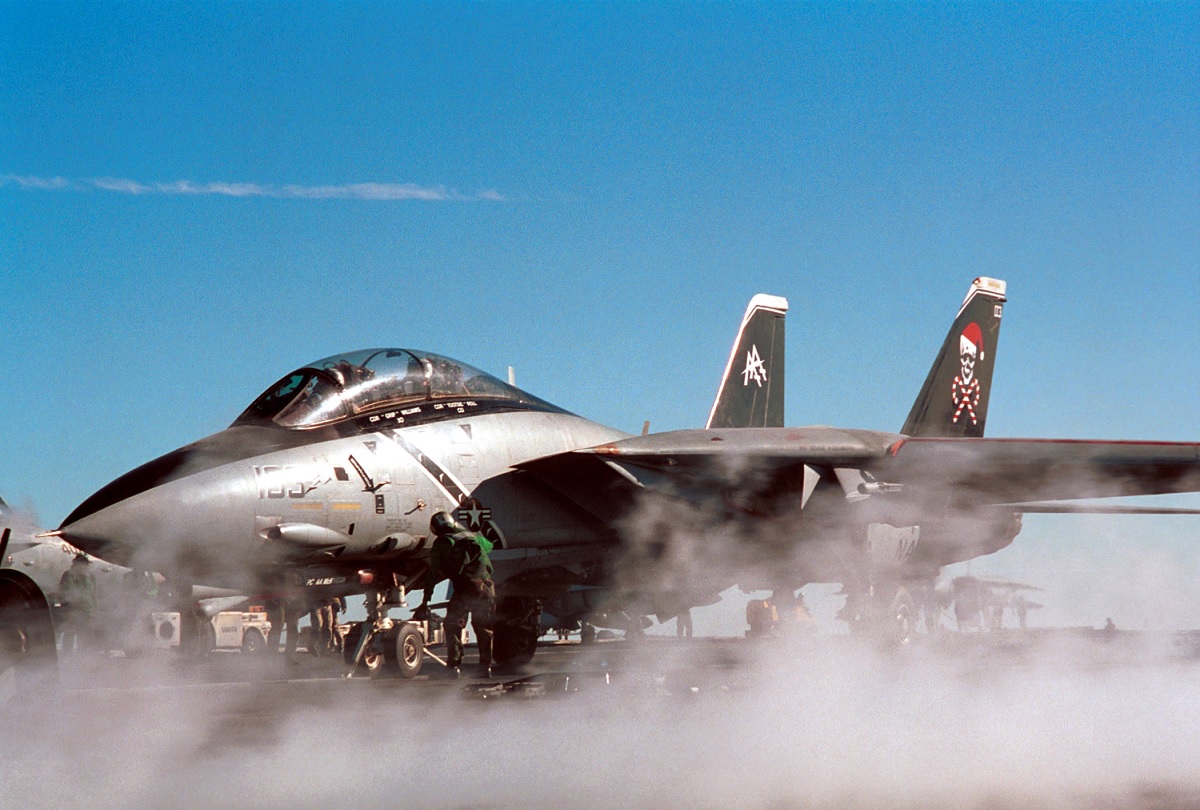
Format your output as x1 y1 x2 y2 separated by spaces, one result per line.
3 2 1198 629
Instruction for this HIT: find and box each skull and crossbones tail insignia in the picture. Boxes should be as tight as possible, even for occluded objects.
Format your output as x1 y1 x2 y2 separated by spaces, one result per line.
951 322 984 425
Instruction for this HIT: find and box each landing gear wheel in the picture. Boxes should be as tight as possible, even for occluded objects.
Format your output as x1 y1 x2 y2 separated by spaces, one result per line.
383 623 424 679
493 624 538 669
580 623 597 645
241 627 266 655
0 573 59 685
492 596 541 669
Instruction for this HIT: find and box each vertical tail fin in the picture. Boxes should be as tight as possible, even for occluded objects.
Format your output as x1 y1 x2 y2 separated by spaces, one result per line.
902 278 1006 438
706 294 787 429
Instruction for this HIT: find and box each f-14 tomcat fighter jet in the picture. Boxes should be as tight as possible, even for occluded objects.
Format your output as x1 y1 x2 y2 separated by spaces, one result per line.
54 279 1200 667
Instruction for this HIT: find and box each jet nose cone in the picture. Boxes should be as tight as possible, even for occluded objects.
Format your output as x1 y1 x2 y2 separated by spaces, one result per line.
61 457 255 578
62 446 196 530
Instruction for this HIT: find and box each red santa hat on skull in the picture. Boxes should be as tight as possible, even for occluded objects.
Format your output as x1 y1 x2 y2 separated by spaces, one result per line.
959 322 983 359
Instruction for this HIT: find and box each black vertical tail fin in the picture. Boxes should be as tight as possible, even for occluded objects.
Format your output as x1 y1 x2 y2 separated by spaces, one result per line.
706 294 787 429
902 278 1006 438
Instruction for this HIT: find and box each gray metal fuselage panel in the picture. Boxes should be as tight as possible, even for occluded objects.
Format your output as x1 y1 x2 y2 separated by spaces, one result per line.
161 411 629 581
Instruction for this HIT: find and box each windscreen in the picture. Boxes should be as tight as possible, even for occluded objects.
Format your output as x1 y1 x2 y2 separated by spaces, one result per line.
234 349 560 429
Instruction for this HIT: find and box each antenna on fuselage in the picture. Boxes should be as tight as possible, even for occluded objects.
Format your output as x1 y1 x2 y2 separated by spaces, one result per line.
508 366 516 386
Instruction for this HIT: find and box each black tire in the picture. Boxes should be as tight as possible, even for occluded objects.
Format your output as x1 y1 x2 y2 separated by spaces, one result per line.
241 627 266 655
382 623 424 679
342 622 383 676
0 573 59 686
493 623 538 668
580 623 597 645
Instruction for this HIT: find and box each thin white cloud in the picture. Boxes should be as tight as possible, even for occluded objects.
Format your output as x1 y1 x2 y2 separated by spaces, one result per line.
91 177 154 194
279 182 457 201
1 174 503 202
2 174 73 190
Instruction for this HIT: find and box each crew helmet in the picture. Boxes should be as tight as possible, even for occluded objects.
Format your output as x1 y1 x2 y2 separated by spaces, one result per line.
429 510 462 536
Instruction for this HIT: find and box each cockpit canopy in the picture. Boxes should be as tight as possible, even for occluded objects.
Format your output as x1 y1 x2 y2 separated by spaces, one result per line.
234 349 563 429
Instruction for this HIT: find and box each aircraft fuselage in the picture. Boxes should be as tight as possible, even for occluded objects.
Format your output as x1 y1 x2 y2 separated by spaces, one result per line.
62 409 629 593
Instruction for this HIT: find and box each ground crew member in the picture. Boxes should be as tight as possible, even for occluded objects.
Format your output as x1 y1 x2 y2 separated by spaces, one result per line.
265 597 284 654
264 593 301 665
417 511 495 678
745 598 776 638
282 596 304 665
329 595 346 653
262 570 304 666
676 609 693 639
118 570 158 654
1015 595 1029 630
308 598 334 656
58 554 97 653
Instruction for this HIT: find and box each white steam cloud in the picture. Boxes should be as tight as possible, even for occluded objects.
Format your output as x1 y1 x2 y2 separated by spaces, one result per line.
6 633 1200 809
7 386 1197 806
5 467 1200 808
1 174 504 202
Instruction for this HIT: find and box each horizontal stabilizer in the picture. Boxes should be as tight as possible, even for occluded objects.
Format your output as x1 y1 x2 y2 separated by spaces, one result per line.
1008 502 1200 515
950 576 1043 592
885 437 1200 504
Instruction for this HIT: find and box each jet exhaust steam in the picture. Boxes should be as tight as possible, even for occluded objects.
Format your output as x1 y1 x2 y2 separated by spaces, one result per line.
4 458 1200 808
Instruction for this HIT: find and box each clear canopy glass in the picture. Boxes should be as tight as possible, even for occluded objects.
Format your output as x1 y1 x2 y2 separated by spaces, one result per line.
235 348 560 429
